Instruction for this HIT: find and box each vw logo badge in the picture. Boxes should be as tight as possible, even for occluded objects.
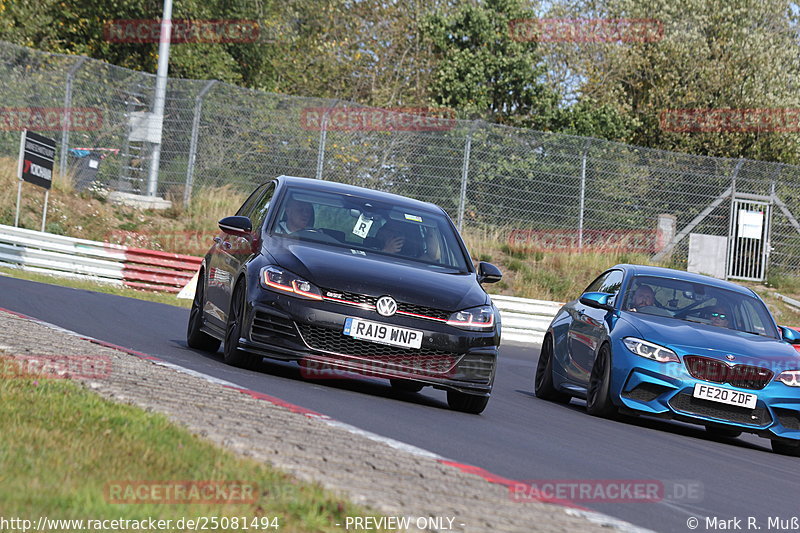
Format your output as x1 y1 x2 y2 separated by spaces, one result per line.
726 354 736 361
376 296 397 317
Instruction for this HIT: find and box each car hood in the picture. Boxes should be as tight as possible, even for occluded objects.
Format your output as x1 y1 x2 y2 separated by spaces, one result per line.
265 240 487 311
619 312 800 366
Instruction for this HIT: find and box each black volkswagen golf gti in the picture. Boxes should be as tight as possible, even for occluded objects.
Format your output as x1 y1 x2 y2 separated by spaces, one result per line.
187 176 503 414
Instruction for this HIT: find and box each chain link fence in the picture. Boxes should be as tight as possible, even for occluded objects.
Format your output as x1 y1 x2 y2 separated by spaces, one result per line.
2 40 800 278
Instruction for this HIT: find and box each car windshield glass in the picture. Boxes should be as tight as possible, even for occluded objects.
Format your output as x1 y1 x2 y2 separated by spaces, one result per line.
268 187 470 272
623 275 778 338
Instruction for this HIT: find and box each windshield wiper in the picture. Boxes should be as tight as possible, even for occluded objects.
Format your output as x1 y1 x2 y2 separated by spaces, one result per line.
740 329 768 337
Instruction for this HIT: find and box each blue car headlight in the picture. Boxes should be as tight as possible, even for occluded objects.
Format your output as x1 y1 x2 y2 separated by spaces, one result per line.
776 370 800 387
260 266 323 300
623 337 679 363
447 305 495 331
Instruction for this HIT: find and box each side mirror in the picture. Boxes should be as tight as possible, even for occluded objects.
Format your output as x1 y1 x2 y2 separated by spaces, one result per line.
579 291 615 311
477 262 502 284
779 326 800 344
218 216 252 236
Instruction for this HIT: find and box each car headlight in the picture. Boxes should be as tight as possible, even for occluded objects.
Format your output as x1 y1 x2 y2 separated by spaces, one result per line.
776 370 800 387
447 305 495 331
260 266 322 300
623 337 679 363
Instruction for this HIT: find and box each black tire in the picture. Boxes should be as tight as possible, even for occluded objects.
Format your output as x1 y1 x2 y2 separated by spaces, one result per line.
186 270 221 352
390 379 424 393
534 334 572 404
705 426 742 439
223 281 261 369
447 390 490 414
771 439 800 456
586 343 618 418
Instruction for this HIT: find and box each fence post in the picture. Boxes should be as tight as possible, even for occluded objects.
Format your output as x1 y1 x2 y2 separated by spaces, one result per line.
183 80 217 206
315 100 339 180
457 126 474 231
724 158 744 279
59 56 87 180
578 140 591 249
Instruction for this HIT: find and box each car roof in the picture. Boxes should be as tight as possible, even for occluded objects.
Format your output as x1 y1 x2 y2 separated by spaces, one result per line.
615 264 756 296
275 175 444 213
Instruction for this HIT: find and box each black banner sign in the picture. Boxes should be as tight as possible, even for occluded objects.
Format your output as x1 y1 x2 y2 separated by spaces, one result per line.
18 130 56 190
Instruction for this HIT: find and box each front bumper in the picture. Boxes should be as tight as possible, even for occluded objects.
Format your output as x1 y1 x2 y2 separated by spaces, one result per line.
240 291 499 395
611 341 800 441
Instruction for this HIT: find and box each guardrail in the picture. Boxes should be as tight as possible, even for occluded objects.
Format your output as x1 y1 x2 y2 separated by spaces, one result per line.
490 294 561 345
0 224 201 293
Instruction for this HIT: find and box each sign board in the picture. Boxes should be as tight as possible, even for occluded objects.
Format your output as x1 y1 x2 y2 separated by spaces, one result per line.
129 111 163 144
18 130 56 189
737 209 764 240
687 233 727 279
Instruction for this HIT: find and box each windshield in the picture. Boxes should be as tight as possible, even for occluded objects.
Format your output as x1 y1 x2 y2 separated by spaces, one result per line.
623 275 778 339
268 187 470 272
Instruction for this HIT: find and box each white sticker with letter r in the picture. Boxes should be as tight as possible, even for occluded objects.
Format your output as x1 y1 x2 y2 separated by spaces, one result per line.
352 214 374 238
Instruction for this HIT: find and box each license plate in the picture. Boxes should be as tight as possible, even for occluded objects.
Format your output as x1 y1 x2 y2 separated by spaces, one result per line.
343 318 423 349
692 383 757 409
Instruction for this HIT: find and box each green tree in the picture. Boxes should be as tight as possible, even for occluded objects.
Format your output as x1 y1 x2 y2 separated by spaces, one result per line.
421 0 560 127
545 0 800 162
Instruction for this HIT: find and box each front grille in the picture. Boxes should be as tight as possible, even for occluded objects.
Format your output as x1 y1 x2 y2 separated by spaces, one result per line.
397 303 450 321
321 289 450 321
297 323 459 374
669 392 772 426
623 382 668 403
323 289 373 306
251 311 298 342
684 355 773 390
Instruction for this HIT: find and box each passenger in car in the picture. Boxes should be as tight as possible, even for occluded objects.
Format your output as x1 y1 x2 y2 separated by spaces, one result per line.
420 227 441 262
709 305 732 329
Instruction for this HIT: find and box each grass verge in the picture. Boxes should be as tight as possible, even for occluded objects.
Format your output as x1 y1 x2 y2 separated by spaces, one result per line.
0 357 382 531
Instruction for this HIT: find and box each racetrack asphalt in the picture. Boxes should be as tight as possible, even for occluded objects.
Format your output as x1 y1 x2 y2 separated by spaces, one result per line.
3 274 799 533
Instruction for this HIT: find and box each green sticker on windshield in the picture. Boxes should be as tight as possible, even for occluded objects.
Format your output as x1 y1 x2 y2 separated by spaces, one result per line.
404 214 422 222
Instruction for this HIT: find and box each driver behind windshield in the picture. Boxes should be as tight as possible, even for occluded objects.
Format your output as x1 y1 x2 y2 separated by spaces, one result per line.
627 285 655 312
277 199 314 234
